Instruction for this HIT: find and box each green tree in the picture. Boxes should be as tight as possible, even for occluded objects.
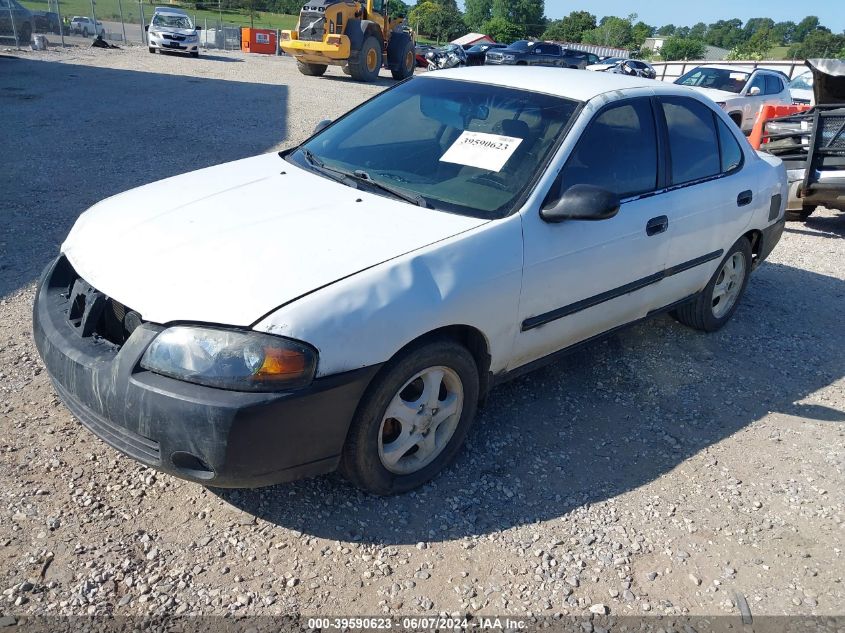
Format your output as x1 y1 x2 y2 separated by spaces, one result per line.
463 0 492 32
688 22 708 40
788 29 845 58
743 17 775 40
481 15 525 43
726 27 774 60
771 20 796 45
408 0 465 42
705 19 744 49
541 10 595 43
793 15 821 43
583 14 634 49
631 21 653 48
659 36 705 60
491 0 545 37
388 0 410 18
657 24 676 36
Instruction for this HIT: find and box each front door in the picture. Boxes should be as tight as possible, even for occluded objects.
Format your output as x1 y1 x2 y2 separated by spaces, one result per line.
512 97 672 369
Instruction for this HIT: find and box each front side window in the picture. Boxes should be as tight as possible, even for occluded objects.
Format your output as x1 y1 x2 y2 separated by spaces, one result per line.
661 97 720 185
747 74 766 95
556 99 658 199
294 78 580 219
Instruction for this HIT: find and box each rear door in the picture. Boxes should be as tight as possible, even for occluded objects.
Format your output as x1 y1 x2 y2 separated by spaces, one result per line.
650 96 757 306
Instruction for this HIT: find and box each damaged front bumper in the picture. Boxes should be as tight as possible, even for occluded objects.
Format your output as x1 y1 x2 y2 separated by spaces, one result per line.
32 256 379 488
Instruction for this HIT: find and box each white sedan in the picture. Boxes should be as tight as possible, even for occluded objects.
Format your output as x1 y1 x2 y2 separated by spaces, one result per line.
674 65 793 132
33 67 787 495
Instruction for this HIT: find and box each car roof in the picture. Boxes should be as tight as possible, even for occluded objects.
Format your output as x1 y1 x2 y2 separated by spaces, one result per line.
420 66 686 102
694 64 755 73
153 6 188 14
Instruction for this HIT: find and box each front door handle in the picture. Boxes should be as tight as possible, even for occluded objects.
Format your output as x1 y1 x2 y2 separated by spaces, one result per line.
737 190 753 206
646 215 669 236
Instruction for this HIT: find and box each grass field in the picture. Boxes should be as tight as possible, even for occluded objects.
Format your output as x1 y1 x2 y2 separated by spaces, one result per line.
20 0 298 30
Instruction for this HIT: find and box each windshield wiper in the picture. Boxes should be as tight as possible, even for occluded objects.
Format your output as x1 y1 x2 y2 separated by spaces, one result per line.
347 170 430 208
298 148 359 188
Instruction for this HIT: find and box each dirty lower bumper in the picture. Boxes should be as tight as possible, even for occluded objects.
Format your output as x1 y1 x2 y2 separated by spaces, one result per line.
32 257 380 488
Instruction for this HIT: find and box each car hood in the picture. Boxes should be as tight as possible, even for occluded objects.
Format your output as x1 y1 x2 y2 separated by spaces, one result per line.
684 86 742 102
62 153 487 326
151 25 196 35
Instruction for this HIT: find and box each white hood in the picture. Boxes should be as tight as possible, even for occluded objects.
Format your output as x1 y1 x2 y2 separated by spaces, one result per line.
687 86 741 103
62 153 487 326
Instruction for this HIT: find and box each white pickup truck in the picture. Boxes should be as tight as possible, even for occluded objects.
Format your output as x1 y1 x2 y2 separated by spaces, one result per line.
70 16 105 37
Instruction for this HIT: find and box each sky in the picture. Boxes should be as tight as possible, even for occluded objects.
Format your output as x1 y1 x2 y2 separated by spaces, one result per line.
537 0 845 32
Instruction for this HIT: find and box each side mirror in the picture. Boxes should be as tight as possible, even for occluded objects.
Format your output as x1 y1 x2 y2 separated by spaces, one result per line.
540 184 620 223
749 86 761 96
313 118 332 133
144 24 149 31
195 25 202 30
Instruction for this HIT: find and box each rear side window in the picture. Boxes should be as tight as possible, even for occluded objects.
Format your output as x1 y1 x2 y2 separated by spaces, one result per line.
716 117 743 173
558 99 658 199
661 97 720 185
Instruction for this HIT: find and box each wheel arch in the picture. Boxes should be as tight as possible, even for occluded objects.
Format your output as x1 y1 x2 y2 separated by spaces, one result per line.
377 325 492 404
743 228 763 268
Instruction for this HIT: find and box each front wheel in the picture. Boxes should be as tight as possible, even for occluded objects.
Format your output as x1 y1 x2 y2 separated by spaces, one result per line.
348 35 382 82
296 60 327 76
148 46 156 53
672 237 752 332
340 340 479 495
389 36 414 80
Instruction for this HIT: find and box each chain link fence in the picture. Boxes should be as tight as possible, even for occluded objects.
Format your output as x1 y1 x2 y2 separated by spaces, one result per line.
2 0 286 51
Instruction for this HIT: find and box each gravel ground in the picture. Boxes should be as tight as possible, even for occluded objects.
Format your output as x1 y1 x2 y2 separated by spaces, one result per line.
1 46 843 620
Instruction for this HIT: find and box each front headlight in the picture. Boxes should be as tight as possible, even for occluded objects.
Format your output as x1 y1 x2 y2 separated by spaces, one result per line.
141 326 317 392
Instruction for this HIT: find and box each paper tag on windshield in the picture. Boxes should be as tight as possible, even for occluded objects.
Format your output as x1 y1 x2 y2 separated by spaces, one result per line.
440 131 523 172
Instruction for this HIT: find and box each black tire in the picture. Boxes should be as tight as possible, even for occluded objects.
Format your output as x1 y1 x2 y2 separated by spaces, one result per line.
729 112 743 128
785 205 816 221
18 23 31 45
190 51 199 58
341 64 351 75
388 34 414 80
672 237 752 332
340 339 479 495
148 46 156 53
348 35 382 82
296 60 327 76
82 27 88 37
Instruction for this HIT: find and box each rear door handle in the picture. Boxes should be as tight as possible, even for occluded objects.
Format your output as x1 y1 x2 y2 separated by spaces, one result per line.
737 190 753 206
646 215 669 236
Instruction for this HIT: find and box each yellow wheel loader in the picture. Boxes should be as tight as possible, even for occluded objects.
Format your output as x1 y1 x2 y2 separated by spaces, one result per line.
280 0 415 82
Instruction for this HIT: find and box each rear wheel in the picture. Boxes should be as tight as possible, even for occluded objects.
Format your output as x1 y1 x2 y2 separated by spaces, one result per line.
348 35 382 82
388 35 414 80
340 339 479 494
673 237 752 332
82 27 88 37
190 51 199 58
296 60 327 76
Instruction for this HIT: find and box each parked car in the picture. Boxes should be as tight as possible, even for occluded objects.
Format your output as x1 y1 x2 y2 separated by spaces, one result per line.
759 59 845 221
70 16 105 37
484 40 589 69
414 44 434 68
146 7 201 57
588 59 656 79
424 43 466 71
0 0 33 44
31 10 60 34
33 67 786 495
587 56 627 71
465 42 506 66
788 70 814 105
674 65 792 132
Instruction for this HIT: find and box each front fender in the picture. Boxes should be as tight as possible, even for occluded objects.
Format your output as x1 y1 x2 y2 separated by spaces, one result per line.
253 216 524 378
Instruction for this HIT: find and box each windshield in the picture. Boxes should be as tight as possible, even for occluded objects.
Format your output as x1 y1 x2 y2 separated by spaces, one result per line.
292 78 580 219
675 67 750 93
789 71 813 91
152 13 193 29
